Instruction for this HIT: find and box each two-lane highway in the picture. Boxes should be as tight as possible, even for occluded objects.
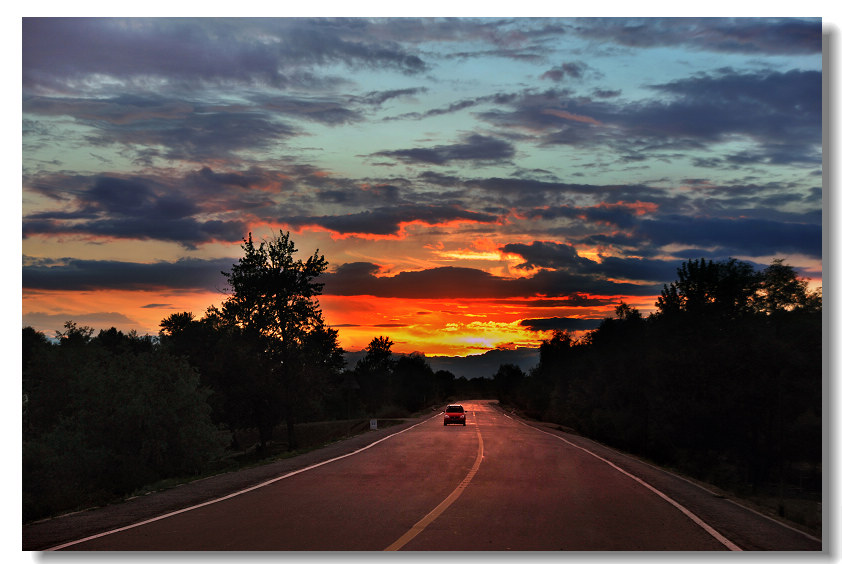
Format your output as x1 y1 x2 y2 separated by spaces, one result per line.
50 400 820 550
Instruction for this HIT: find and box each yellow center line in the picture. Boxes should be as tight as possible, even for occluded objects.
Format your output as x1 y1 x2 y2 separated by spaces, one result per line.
384 417 484 551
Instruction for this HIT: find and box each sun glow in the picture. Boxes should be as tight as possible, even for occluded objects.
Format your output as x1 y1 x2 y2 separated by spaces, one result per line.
318 294 629 356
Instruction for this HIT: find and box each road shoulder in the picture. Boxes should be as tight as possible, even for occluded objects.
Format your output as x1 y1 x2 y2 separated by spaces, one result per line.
494 404 822 551
23 416 429 551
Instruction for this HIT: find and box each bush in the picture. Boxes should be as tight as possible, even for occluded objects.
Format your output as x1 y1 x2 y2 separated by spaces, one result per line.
23 341 225 521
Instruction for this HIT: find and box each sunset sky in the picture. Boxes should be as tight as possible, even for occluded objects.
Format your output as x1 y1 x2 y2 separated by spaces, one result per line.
21 17 824 357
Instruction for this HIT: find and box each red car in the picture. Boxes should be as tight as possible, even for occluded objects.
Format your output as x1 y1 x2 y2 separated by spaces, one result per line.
443 404 466 426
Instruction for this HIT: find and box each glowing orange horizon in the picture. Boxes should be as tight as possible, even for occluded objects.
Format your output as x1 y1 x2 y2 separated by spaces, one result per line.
23 286 660 357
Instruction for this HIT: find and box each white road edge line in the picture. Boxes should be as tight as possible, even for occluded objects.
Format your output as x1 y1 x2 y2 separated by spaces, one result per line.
46 413 439 551
522 419 742 551
607 436 822 543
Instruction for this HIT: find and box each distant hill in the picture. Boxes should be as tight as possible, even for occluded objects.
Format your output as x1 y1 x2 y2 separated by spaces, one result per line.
343 347 540 380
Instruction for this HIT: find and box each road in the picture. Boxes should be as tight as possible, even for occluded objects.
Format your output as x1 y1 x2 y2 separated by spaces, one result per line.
40 400 821 551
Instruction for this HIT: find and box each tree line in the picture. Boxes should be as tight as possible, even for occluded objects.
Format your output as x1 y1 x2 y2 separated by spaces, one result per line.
23 233 820 525
494 258 822 522
23 232 483 522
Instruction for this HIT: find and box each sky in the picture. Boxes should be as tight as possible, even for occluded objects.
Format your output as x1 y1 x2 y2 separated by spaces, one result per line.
21 16 825 358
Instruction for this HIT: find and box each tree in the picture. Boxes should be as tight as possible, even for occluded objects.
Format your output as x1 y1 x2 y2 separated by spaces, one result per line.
493 363 525 405
55 320 94 347
758 258 820 314
394 353 435 413
354 336 396 415
219 232 339 450
655 258 761 320
23 327 223 521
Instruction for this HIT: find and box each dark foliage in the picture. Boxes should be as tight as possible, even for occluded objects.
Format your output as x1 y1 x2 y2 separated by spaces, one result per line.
349 337 458 417
23 325 224 522
495 258 822 507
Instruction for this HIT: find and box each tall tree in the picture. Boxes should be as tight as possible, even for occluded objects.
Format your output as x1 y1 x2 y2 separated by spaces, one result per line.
354 336 396 415
655 258 761 320
758 258 820 314
219 232 338 450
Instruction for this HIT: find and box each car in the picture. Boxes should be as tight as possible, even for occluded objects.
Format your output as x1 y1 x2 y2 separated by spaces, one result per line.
443 404 466 426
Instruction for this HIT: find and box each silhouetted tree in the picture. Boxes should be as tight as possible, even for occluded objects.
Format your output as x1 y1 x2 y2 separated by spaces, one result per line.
493 363 525 405
23 324 223 521
55 320 94 347
758 258 821 314
355 336 396 415
656 258 760 321
219 232 339 450
394 353 435 412
495 258 821 510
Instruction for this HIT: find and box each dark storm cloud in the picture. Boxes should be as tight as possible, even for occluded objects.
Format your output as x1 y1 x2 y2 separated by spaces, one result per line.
374 134 515 165
570 17 821 55
23 173 251 249
634 215 822 258
184 166 270 191
503 241 595 270
525 203 649 229
23 18 287 91
273 18 428 74
540 62 590 82
24 217 248 250
99 108 296 161
23 18 429 95
519 317 602 332
25 94 300 161
478 69 821 165
322 262 660 300
285 204 499 236
503 241 683 283
322 262 512 299
463 176 666 205
628 69 822 154
22 256 234 291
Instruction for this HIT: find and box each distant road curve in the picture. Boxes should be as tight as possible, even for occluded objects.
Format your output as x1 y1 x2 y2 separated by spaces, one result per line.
27 400 821 551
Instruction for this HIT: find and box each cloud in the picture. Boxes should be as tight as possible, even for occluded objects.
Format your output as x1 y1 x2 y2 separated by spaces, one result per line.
570 18 821 55
23 171 266 248
322 261 660 300
503 241 596 270
634 215 822 258
22 256 234 291
540 62 590 82
322 263 513 299
632 69 822 151
477 69 821 165
519 317 603 332
23 18 430 96
285 204 500 237
374 134 515 165
359 87 429 106
502 241 687 285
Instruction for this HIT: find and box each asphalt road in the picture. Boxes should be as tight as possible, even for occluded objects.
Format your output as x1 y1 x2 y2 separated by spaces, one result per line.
35 400 821 551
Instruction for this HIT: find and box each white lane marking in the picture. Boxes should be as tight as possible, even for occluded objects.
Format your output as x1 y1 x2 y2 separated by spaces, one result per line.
519 419 741 551
385 421 484 551
47 413 439 551
605 437 821 543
